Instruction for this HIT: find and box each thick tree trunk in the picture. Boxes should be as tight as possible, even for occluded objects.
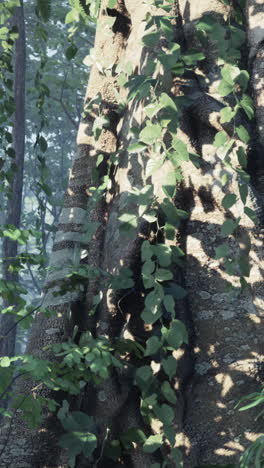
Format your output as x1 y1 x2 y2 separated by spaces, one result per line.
0 1 263 467
0 0 26 410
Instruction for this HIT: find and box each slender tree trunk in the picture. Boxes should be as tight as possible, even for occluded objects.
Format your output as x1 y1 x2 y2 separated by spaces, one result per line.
0 1 264 467
0 0 26 397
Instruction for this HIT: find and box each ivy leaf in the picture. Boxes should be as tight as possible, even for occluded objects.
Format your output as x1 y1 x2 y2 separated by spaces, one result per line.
145 102 162 118
141 240 153 262
0 357 11 367
163 295 175 317
162 355 177 380
237 146 247 168
238 254 251 277
155 269 173 282
38 136 48 152
171 138 189 160
145 286 163 313
215 243 229 259
142 31 160 48
146 157 164 178
244 207 257 224
165 320 188 349
154 244 172 267
222 194 237 209
161 381 177 404
221 64 240 85
220 106 235 123
141 307 162 324
236 70 249 92
143 434 163 453
170 448 184 466
121 428 146 449
139 124 162 145
66 44 78 60
218 80 234 97
239 184 248 205
236 125 250 143
214 131 228 148
239 94 254 120
145 336 162 356
154 404 174 424
221 219 238 236
108 0 117 7
104 440 121 461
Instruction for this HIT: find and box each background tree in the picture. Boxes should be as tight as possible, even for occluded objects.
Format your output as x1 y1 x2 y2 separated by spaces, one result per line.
0 0 25 369
0 0 264 467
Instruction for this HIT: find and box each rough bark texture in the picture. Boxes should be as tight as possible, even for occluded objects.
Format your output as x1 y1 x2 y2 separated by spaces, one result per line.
0 0 264 467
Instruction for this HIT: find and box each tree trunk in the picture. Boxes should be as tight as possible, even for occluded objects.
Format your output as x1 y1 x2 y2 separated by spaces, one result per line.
0 1 264 467
0 0 26 409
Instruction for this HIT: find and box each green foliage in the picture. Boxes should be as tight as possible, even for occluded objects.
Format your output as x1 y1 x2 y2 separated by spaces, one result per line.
0 0 261 466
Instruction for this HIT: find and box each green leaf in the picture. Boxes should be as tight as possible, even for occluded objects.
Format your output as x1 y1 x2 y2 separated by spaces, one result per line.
0 357 11 367
38 136 48 152
66 44 78 60
143 434 163 453
155 268 173 282
104 440 121 461
145 336 162 356
139 123 162 145
239 94 254 120
145 286 163 313
65 8 80 24
121 428 146 449
118 213 137 230
146 157 164 178
154 244 172 267
163 295 175 317
221 65 240 85
220 106 235 123
244 207 257 224
154 404 174 424
108 0 117 7
165 320 188 349
141 240 153 262
145 102 162 118
162 355 177 380
171 138 189 160
171 448 184 466
236 125 250 143
222 194 237 209
160 92 177 112
239 184 248 205
218 80 234 97
142 31 160 48
214 131 228 148
238 254 251 277
236 70 249 91
127 142 147 153
182 49 205 65
161 381 177 404
237 146 247 168
141 307 162 324
165 223 175 240
221 219 238 236
215 243 229 259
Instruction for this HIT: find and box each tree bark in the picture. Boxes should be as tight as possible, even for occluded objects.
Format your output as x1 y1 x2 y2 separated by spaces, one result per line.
0 1 264 467
0 0 26 410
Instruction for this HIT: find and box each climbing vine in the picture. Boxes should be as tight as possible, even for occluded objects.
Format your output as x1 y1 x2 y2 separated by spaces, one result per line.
0 0 263 467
